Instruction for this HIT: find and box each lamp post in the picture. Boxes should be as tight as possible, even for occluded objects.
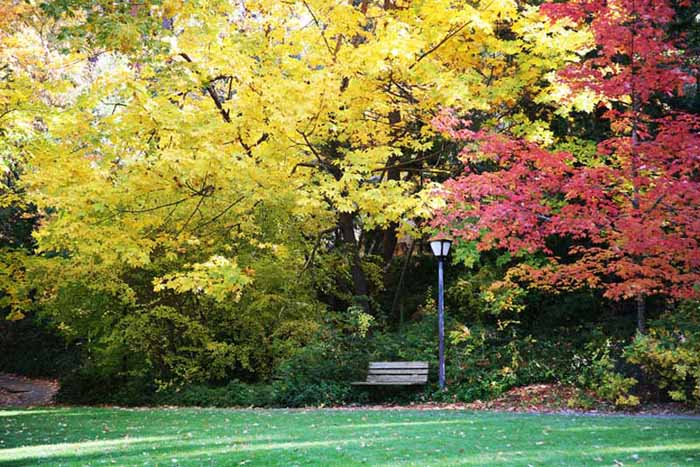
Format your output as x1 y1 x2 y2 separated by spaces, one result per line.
430 238 452 390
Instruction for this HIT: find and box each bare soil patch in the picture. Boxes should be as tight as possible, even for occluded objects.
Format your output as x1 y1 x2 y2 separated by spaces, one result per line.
0 373 59 407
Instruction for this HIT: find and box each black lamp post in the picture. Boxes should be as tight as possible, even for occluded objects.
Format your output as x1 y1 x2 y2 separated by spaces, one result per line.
430 238 452 390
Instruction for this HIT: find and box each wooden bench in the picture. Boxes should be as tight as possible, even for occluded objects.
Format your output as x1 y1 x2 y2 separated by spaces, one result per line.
352 361 429 386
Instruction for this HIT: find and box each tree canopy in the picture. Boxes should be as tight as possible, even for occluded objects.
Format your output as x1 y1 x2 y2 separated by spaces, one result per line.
433 0 700 333
1 0 699 399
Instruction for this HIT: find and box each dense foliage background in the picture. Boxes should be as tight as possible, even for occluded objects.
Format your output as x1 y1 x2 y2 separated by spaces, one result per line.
1 0 699 409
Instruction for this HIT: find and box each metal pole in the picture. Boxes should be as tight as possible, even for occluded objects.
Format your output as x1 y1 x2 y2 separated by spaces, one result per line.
438 258 445 389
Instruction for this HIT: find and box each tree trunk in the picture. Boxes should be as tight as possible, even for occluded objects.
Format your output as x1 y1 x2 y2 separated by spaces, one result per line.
339 212 370 310
390 239 415 319
382 224 398 264
381 157 401 266
636 295 646 334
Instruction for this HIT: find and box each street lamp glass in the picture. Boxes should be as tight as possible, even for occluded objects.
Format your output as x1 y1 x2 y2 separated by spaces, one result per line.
441 239 452 257
430 239 452 258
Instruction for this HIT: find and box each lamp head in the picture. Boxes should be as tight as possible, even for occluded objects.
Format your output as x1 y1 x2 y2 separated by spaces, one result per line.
430 238 452 259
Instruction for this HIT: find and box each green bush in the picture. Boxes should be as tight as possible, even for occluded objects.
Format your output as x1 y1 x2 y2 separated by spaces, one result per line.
58 370 155 406
52 269 696 410
59 373 278 408
570 337 639 408
154 381 276 407
270 310 374 407
593 372 639 408
272 380 357 407
625 302 700 406
368 314 440 364
443 323 568 402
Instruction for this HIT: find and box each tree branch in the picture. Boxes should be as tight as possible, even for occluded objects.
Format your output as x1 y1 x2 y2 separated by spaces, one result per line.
409 21 471 69
298 227 336 277
193 195 246 231
371 152 441 174
297 130 338 177
118 195 194 214
291 161 321 174
302 1 334 57
242 132 269 153
177 192 207 236
178 52 231 123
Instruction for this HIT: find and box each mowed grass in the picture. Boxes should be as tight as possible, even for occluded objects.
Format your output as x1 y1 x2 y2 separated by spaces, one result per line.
1 408 699 466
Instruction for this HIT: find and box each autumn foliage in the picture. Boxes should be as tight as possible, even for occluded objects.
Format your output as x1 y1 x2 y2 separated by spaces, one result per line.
434 0 700 307
433 114 700 300
2 0 700 405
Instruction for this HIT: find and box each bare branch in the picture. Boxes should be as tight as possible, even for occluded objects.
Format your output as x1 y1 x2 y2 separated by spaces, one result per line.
645 194 667 214
371 152 441 173
239 132 269 156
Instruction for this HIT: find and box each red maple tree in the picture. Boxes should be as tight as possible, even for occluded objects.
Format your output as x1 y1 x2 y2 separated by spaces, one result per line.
433 0 700 332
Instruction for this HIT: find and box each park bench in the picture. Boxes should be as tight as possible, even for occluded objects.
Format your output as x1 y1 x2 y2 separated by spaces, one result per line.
352 361 429 386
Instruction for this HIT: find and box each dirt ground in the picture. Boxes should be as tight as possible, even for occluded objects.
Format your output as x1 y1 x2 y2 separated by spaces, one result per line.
0 373 59 407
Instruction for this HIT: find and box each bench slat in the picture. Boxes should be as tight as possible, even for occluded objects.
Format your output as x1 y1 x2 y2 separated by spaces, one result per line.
367 375 427 383
352 381 425 386
369 362 428 369
367 369 428 375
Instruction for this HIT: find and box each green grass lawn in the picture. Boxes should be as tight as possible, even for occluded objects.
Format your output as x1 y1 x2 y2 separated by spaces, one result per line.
1 408 699 466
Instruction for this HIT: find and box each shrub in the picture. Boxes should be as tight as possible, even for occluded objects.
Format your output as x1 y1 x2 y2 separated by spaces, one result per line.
566 390 598 410
575 337 639 408
445 323 577 402
270 310 373 406
58 370 155 406
625 302 700 406
154 381 276 407
272 380 358 407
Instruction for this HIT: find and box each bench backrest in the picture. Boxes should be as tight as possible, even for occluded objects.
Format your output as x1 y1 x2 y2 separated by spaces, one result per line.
366 361 429 384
